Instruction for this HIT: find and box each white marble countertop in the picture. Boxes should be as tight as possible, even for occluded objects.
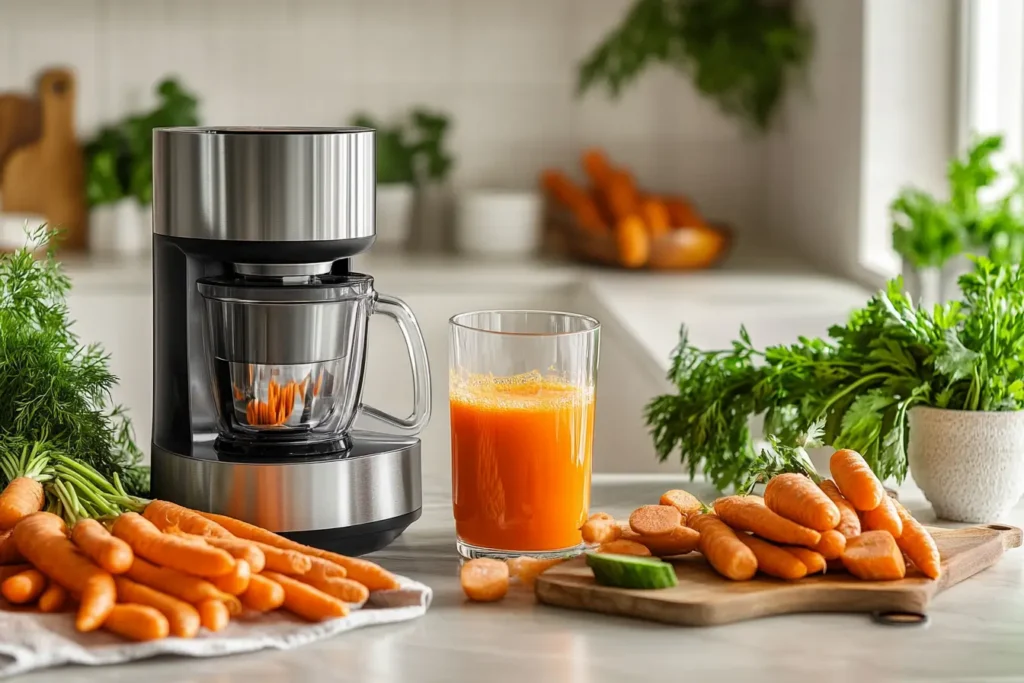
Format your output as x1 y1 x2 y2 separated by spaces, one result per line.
20 248 1024 681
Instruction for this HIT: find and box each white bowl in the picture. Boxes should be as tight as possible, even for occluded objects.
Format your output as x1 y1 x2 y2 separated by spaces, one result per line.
908 406 1024 523
456 190 541 257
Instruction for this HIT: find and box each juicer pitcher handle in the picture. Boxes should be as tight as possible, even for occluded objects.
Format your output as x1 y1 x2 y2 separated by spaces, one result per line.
359 292 432 434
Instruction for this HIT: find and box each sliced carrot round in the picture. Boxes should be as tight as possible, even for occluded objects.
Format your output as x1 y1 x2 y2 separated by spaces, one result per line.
460 558 509 602
629 505 683 537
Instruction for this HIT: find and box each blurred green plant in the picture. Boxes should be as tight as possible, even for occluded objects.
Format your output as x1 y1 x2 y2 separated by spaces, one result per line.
350 108 454 185
892 134 1024 269
577 0 813 131
84 78 200 207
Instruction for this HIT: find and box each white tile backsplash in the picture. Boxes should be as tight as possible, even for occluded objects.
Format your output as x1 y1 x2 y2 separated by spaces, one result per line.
0 0 762 233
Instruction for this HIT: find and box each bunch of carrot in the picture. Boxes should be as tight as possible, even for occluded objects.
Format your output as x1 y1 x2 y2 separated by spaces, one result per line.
0 478 401 641
581 449 941 583
540 149 713 268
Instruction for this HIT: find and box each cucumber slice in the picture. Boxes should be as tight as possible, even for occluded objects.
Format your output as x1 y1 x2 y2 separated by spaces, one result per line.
585 552 678 589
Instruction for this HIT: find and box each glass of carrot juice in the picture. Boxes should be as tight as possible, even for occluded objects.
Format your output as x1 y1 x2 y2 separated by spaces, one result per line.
449 310 600 560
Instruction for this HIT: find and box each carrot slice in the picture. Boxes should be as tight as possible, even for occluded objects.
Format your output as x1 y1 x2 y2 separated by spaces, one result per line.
812 530 847 561
629 505 683 536
830 449 885 511
586 512 614 523
72 519 134 574
736 534 807 580
507 556 565 588
581 518 621 545
460 558 509 602
660 490 704 518
764 473 840 532
114 576 200 638
818 480 861 538
635 525 700 557
104 604 170 641
240 574 286 612
841 530 906 580
263 571 348 621
597 539 652 556
688 513 757 580
784 547 827 575
713 495 821 546
860 496 904 538
894 504 941 579
1 568 47 604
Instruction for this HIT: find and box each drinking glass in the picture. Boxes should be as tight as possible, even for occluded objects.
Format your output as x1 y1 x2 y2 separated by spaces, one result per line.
449 310 600 559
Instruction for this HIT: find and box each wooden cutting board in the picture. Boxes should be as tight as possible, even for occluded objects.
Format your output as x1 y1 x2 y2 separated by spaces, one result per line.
535 524 1022 626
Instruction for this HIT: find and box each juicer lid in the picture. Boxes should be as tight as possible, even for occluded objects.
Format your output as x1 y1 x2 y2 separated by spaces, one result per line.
196 272 375 304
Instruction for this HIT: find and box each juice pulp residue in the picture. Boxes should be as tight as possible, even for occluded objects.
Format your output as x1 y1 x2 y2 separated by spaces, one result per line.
450 370 595 552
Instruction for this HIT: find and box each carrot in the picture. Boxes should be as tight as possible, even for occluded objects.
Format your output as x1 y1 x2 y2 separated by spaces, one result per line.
664 196 705 228
640 199 670 237
629 505 683 536
812 529 847 561
841 530 906 581
713 495 821 546
688 513 757 580
0 530 24 565
198 598 230 631
112 512 235 578
114 576 200 638
292 571 369 605
894 504 941 579
829 449 885 512
540 169 588 209
38 583 68 613
736 534 807 580
784 547 827 575
1 568 47 604
199 512 399 591
142 500 233 539
71 519 134 574
581 148 614 188
240 574 286 612
125 557 241 615
586 512 614 523
166 530 267 574
597 539 652 557
0 477 44 530
263 571 349 621
506 556 564 588
212 559 251 596
458 559 509 603
818 480 861 538
249 541 312 575
581 518 621 545
13 512 115 631
104 604 170 641
614 214 649 268
634 526 700 557
660 490 704 518
860 495 903 538
763 473 840 532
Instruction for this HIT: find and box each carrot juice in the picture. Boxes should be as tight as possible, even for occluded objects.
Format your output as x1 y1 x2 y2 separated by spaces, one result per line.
451 371 595 553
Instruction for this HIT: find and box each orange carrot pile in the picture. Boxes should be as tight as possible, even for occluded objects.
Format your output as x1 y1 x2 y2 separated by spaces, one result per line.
0 496 402 641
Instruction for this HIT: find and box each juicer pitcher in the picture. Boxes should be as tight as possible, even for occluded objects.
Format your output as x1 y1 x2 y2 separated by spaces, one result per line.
197 272 431 452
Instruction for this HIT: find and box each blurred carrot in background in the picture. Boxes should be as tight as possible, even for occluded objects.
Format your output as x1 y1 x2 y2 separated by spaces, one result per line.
615 215 649 268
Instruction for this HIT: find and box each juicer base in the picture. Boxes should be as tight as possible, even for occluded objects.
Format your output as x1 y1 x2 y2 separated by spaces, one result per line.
151 436 421 556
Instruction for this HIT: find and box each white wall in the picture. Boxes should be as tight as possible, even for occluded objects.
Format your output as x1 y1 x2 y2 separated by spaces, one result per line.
0 0 764 236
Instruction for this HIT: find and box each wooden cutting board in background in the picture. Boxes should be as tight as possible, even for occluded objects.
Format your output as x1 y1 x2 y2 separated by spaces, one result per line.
535 524 1022 626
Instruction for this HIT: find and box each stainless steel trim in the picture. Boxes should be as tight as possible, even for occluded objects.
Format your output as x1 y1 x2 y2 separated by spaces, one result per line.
151 440 422 533
234 262 336 278
152 127 376 242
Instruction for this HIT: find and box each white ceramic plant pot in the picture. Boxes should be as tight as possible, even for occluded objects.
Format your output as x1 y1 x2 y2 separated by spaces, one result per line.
456 189 541 257
374 183 415 250
908 406 1024 523
89 199 147 256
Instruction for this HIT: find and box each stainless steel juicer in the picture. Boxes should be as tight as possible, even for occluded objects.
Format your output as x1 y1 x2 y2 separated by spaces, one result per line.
150 127 430 555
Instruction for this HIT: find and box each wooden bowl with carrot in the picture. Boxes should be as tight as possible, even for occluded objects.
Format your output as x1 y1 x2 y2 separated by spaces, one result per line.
540 150 732 271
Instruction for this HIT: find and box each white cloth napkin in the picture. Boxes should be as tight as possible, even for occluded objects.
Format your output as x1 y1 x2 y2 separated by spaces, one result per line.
0 574 431 678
